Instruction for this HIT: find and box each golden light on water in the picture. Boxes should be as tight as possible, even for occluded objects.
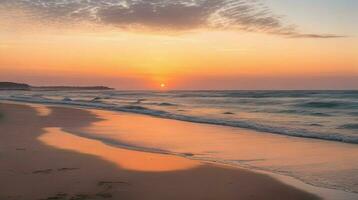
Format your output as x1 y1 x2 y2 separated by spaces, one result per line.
39 127 200 172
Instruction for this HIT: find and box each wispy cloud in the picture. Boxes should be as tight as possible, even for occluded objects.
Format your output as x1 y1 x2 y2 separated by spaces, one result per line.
0 0 345 38
286 33 347 39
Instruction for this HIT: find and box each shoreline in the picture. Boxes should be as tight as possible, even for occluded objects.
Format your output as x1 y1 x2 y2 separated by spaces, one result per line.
1 97 356 145
0 101 357 199
73 105 358 198
0 101 321 200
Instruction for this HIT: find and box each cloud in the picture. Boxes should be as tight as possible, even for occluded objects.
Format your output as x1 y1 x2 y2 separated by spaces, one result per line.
0 0 344 38
286 33 347 39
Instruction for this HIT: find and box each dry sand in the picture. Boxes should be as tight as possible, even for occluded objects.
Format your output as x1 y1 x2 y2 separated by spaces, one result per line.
0 102 320 200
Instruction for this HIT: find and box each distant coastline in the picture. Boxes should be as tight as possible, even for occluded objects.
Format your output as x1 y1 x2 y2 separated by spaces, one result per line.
0 82 113 91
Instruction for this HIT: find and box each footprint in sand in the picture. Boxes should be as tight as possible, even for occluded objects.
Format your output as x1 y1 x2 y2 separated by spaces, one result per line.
98 181 131 188
57 167 80 172
48 193 111 200
32 168 80 174
97 180 131 195
32 169 53 174
95 193 113 198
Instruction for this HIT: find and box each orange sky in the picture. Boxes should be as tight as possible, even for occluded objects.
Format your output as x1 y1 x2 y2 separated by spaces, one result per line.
0 0 357 89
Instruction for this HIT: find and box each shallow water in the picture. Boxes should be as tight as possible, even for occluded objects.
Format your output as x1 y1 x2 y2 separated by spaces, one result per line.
1 90 357 143
39 127 200 172
72 109 358 195
41 116 358 200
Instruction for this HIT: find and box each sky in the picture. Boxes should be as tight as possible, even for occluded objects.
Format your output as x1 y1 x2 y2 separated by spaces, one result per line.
0 0 357 90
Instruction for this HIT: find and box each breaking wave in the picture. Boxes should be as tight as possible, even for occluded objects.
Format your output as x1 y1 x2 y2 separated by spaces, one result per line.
2 95 358 144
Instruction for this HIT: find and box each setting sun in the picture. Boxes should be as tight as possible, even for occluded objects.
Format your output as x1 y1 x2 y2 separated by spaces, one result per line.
160 83 166 89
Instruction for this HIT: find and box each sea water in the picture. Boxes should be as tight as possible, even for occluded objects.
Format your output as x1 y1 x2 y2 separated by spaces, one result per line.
1 90 357 143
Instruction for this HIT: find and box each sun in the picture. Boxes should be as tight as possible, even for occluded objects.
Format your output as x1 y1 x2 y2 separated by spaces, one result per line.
160 83 166 89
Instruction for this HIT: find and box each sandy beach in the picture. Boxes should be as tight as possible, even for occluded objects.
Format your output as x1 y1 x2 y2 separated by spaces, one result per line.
0 102 323 200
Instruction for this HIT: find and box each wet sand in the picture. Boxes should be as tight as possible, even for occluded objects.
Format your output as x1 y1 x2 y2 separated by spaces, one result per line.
80 108 358 197
0 102 320 200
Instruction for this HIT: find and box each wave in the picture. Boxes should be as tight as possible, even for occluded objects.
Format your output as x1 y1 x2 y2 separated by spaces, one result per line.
138 101 178 106
63 97 73 101
300 101 340 108
310 112 332 117
339 124 358 130
298 101 358 109
349 112 358 116
157 102 177 106
175 90 358 99
310 123 323 127
269 109 333 117
2 95 358 144
223 112 235 115
90 97 102 102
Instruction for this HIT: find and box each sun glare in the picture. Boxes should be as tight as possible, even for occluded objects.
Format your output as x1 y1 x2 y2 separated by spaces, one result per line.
160 83 166 89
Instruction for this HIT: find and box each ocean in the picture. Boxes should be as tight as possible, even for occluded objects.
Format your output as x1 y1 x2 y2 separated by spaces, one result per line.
1 90 357 143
